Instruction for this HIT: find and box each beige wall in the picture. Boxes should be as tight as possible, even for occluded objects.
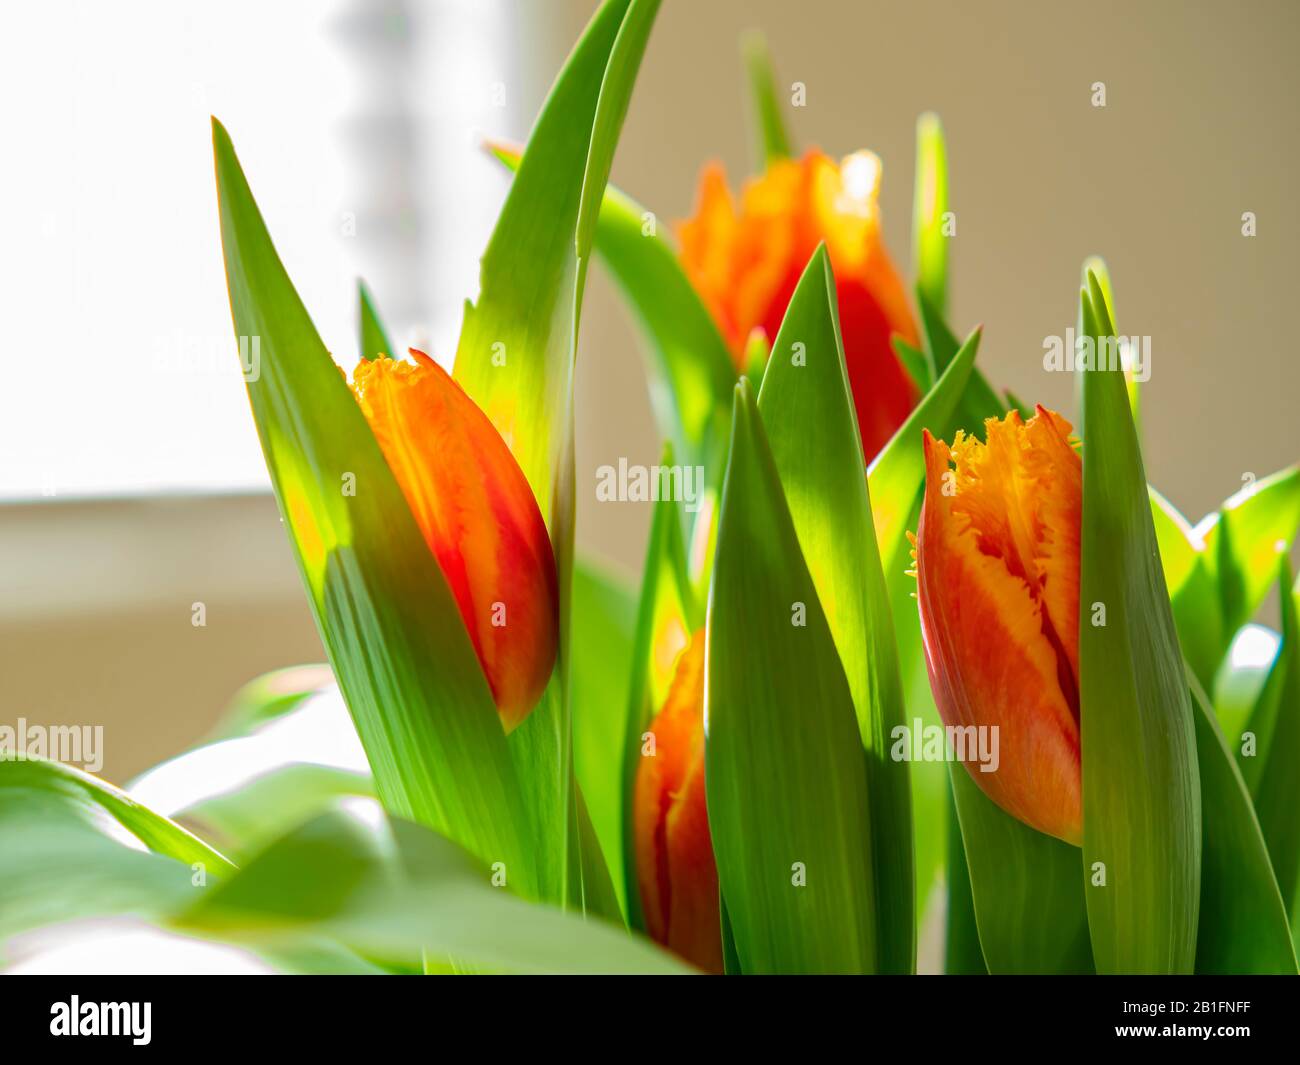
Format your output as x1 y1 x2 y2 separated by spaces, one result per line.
4 0 1296 783
561 0 1300 570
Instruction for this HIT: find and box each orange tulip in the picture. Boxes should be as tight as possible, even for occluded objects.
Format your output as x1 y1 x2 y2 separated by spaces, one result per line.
351 350 558 731
633 629 722 972
677 149 920 458
914 407 1083 845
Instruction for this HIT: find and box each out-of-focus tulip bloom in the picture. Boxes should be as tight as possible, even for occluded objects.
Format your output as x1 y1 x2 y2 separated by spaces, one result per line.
914 407 1083 845
351 350 558 732
677 149 920 458
633 629 722 973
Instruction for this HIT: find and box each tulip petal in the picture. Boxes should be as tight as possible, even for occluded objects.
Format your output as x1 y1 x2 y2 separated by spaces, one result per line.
633 631 721 972
916 424 1082 845
352 352 558 731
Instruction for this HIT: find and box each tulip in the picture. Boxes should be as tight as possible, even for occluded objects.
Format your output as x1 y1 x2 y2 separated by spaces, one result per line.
351 350 558 732
677 149 920 458
914 407 1083 845
633 629 722 972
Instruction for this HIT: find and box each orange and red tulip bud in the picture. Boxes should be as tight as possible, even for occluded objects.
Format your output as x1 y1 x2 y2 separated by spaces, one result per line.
633 629 722 973
351 350 558 732
914 407 1083 845
677 149 919 458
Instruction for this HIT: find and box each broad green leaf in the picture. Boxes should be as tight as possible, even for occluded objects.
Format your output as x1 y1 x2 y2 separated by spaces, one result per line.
1078 275 1200 974
1 758 233 874
1215 624 1280 753
575 0 662 264
358 279 392 361
1243 560 1300 927
756 245 912 972
456 0 661 908
1189 669 1298 973
1200 465 1300 639
1174 556 1227 694
129 682 373 863
741 30 793 170
205 663 335 742
706 380 877 973
0 758 232 942
179 808 690 975
455 0 657 520
912 112 948 318
868 326 980 557
914 288 1002 435
1149 486 1202 599
943 782 986 974
570 557 639 915
486 142 735 479
620 454 695 930
1071 257 1139 436
213 119 536 893
948 764 1092 974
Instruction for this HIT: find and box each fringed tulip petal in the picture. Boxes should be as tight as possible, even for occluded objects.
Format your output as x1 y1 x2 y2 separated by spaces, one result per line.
677 149 919 458
916 411 1083 845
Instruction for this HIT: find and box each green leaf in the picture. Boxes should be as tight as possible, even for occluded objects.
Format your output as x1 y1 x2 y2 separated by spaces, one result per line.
915 289 1004 439
942 781 986 974
174 764 374 864
1242 560 1300 927
455 0 661 908
1189 668 1298 973
213 119 535 892
1200 465 1300 639
0 758 233 942
179 808 690 975
706 379 878 973
740 30 793 170
1071 257 1139 436
948 764 1092 974
570 558 639 916
454 0 657 521
756 245 912 972
912 112 948 318
1215 624 1280 753
358 279 393 361
1149 486 1202 599
868 325 980 558
487 142 735 480
1078 274 1200 974
620 455 695 930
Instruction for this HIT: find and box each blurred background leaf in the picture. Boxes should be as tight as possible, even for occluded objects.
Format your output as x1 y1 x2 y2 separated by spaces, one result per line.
740 29 792 170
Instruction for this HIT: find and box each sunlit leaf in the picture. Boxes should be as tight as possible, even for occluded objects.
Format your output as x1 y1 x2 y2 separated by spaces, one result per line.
756 245 912 972
358 279 393 361
1078 274 1200 974
706 380 877 973
213 119 536 893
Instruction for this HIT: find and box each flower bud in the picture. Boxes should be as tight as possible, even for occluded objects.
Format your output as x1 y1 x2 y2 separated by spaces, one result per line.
352 350 558 731
914 407 1083 844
